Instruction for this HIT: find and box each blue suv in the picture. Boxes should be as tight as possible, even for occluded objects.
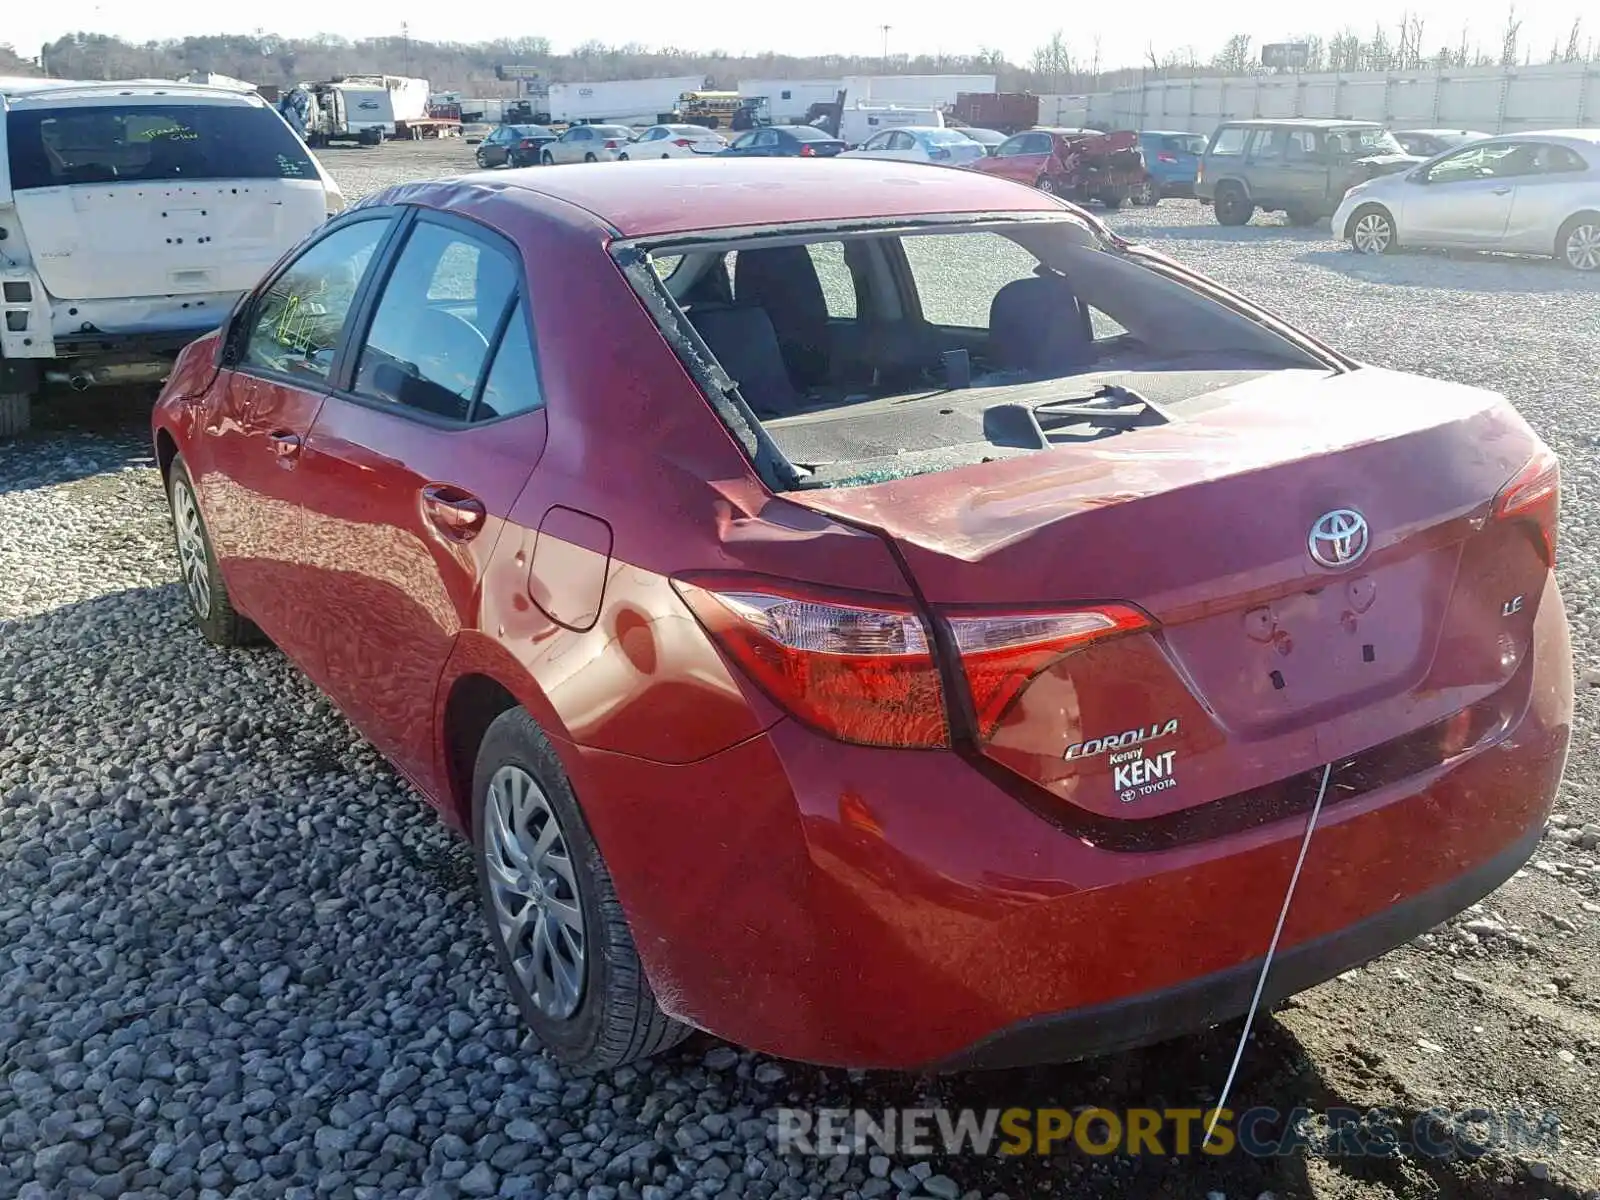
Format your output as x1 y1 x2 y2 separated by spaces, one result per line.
1135 130 1208 203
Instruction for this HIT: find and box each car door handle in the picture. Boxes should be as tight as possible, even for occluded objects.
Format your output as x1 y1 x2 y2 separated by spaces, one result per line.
267 431 301 466
1492 186 1512 195
421 484 487 542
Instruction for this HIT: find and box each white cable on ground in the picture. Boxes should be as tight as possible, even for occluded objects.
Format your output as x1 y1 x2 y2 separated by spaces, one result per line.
1203 760 1334 1148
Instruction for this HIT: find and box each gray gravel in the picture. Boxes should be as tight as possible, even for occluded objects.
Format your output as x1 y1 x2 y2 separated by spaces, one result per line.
3 142 1599 1200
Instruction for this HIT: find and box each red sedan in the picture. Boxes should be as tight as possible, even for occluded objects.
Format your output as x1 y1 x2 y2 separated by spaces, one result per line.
968 127 1149 208
152 158 1571 1071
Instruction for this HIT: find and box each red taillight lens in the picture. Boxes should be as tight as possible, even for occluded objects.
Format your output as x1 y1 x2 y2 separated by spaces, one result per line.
800 144 816 157
1158 152 1178 163
604 140 620 149
676 580 948 748
673 138 694 147
518 139 535 148
947 606 1153 739
1492 446 1560 565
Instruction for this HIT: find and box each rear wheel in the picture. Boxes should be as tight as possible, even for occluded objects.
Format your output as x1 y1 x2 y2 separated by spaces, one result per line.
1213 184 1253 226
1131 180 1158 206
1099 193 1125 211
1349 204 1398 255
473 708 691 1069
166 455 260 646
618 153 629 161
541 150 554 165
1557 213 1600 271
1036 175 1058 195
583 152 597 163
0 390 30 439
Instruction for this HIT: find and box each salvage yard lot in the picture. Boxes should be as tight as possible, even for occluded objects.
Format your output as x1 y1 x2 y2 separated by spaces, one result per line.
2 138 1599 1200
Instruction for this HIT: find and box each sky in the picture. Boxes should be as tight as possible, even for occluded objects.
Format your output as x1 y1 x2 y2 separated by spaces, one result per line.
4 1 1586 73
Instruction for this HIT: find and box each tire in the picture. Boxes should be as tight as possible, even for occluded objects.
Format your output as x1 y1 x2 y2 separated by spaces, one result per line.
1099 193 1125 211
1284 206 1319 228
1556 213 1600 272
541 150 554 166
1348 204 1398 255
1130 180 1157 206
618 153 629 161
165 455 260 647
583 153 597 163
1036 175 1058 195
475 151 488 169
1214 184 1253 227
473 708 691 1069
0 390 30 438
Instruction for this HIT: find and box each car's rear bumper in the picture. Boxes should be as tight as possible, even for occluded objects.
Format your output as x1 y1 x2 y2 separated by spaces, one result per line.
570 579 1571 1069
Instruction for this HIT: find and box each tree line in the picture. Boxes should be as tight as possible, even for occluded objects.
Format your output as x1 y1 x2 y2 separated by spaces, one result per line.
3 12 1595 100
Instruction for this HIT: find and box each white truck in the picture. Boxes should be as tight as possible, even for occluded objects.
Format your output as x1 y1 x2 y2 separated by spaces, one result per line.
545 76 705 126
303 75 432 146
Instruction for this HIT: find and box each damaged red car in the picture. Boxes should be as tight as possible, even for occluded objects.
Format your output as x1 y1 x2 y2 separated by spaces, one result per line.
967 127 1150 208
152 158 1572 1071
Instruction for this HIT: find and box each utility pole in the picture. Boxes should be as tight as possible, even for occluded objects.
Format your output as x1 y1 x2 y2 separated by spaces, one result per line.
402 22 412 76
880 25 891 71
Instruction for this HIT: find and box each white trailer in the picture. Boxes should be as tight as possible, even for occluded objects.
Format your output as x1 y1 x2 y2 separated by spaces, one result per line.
840 74 998 109
546 76 705 125
737 79 844 123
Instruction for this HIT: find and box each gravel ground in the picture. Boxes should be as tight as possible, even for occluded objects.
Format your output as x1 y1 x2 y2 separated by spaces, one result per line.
3 139 1600 1200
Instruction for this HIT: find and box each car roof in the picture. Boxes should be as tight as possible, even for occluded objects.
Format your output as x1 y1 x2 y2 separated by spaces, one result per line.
1498 128 1600 144
1395 128 1489 136
399 157 1064 238
2 79 266 110
1218 118 1382 129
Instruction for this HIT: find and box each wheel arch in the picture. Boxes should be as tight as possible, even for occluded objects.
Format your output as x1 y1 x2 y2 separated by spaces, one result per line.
1212 174 1251 200
1556 209 1600 256
155 426 180 482
1344 200 1395 242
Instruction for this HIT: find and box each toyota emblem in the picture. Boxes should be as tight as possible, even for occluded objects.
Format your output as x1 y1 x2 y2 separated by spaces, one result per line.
1308 509 1369 569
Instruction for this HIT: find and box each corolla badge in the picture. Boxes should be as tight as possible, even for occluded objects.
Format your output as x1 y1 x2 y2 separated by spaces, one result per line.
1308 508 1369 569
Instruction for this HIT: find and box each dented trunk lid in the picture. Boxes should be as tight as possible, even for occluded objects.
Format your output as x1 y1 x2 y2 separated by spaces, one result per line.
792 367 1549 823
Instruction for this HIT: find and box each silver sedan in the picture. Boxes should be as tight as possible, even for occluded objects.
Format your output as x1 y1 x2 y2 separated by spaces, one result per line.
1331 129 1600 271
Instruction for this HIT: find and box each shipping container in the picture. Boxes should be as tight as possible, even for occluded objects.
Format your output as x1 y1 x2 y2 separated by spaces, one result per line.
840 74 999 109
737 79 845 123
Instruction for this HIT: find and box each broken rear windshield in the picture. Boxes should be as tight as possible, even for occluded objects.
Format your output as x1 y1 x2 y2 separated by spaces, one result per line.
7 104 317 190
620 217 1337 490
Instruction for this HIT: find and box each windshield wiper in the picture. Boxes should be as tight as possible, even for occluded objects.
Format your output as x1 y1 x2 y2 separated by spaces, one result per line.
981 383 1170 450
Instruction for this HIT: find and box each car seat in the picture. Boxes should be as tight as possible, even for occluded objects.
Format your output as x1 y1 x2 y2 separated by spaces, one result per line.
689 305 804 418
731 246 831 388
987 273 1096 374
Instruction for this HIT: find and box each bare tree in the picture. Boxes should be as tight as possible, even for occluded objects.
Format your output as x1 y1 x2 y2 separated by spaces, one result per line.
1500 4 1522 66
1564 18 1583 62
1212 33 1253 74
1030 30 1074 90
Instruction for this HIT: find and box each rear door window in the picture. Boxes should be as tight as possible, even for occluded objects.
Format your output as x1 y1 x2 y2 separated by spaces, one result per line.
6 103 316 189
351 219 520 420
900 231 1040 328
240 218 392 382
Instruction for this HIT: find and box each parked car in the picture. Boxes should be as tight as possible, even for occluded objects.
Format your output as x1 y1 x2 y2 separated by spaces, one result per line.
541 124 635 164
476 124 558 168
967 128 1148 208
840 126 988 166
1135 130 1208 202
721 125 845 157
954 126 1007 155
620 124 727 159
1391 128 1492 158
1333 130 1600 271
1196 119 1423 227
0 79 344 437
153 158 1571 1072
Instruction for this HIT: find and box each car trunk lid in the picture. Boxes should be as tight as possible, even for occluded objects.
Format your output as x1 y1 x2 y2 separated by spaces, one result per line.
788 367 1552 823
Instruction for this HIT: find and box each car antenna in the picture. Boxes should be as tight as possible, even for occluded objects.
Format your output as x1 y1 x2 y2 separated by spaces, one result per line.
1203 760 1334 1149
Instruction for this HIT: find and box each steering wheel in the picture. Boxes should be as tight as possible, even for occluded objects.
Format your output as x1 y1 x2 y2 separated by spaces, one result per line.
410 308 490 401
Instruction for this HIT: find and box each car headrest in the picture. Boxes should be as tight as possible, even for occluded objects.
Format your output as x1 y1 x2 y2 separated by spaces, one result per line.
688 305 804 418
987 274 1096 374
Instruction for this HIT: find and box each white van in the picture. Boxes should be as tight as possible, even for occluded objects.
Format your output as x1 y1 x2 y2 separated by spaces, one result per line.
0 80 344 435
833 104 946 149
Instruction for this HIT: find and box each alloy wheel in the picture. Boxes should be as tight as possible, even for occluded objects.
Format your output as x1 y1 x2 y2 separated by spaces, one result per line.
171 479 212 620
1352 212 1393 254
483 764 587 1020
1565 223 1600 271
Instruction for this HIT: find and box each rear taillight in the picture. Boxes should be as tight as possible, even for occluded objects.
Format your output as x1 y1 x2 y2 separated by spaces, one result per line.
1492 446 1560 566
677 578 1154 748
800 144 816 156
675 580 947 748
947 606 1152 739
1158 152 1178 163
518 139 535 148
1195 161 1205 184
604 140 620 149
673 138 694 147
930 147 951 160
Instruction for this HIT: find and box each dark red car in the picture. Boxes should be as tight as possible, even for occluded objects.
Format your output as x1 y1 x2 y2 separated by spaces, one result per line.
969 127 1149 208
152 158 1571 1072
